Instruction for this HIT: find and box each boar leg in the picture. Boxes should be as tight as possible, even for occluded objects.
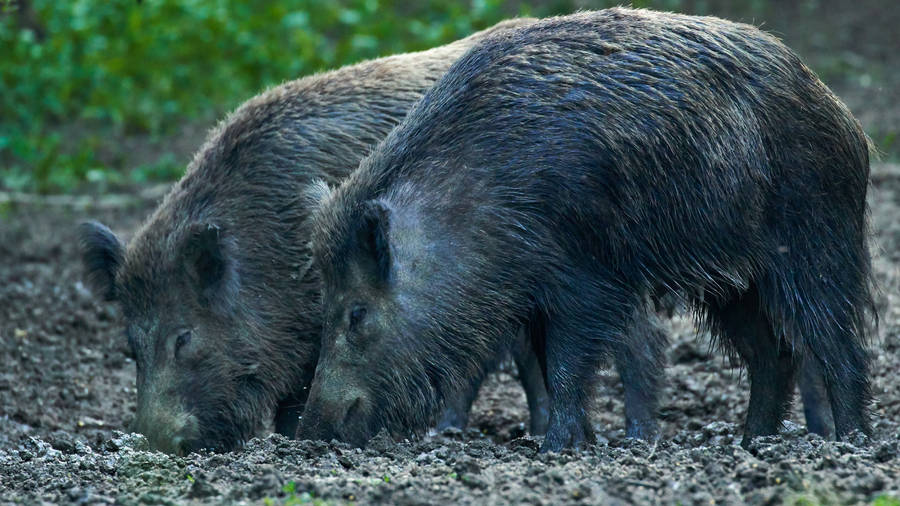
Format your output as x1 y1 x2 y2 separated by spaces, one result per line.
435 380 480 431
798 358 834 438
704 285 798 447
538 288 641 452
614 305 667 440
435 326 549 435
511 327 550 435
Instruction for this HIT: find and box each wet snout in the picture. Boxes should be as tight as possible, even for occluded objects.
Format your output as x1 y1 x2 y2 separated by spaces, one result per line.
131 382 200 455
298 362 372 446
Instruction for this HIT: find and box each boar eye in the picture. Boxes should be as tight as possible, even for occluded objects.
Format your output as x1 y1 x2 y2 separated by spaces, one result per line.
349 306 367 331
175 331 192 357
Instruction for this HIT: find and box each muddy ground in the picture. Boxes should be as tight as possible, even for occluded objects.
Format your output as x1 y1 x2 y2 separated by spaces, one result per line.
3 5 900 505
3 177 900 506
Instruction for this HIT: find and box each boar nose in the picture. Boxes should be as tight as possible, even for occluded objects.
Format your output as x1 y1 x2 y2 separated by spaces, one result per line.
299 368 366 441
132 401 199 455
314 383 364 426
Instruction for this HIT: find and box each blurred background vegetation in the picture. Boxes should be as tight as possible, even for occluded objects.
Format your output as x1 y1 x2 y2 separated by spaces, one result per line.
1 0 897 194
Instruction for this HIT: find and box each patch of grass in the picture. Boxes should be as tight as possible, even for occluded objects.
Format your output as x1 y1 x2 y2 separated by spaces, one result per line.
274 481 331 506
873 495 900 506
785 494 823 506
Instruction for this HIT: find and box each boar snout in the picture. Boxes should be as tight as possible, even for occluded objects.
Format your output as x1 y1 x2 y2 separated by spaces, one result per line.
131 403 200 456
298 366 371 446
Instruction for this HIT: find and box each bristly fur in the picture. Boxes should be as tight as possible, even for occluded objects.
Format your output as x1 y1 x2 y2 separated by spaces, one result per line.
77 18 536 455
307 8 875 451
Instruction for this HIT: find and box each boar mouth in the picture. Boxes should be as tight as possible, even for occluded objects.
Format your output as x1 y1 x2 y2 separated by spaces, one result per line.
342 397 390 448
175 423 249 455
180 414 258 455
161 411 254 455
342 398 363 429
298 396 380 448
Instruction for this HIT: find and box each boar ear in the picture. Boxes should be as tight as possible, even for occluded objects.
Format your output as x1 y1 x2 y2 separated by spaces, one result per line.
182 223 238 307
79 221 124 301
358 200 393 285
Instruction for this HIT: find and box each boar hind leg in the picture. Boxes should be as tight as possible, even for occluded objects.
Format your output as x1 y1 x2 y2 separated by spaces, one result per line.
705 285 798 448
614 305 667 440
511 326 550 435
755 230 871 441
798 358 834 438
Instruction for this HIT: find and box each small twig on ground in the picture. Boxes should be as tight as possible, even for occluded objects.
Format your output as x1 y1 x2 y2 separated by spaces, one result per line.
648 437 659 460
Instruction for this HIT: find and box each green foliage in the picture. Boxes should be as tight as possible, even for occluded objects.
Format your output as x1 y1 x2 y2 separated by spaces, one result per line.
873 495 900 506
1 0 893 193
273 480 330 505
782 488 899 506
784 493 825 506
1 0 537 192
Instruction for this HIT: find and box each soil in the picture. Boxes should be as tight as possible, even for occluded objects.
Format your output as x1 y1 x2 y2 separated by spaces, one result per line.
2 184 900 505
3 4 900 504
